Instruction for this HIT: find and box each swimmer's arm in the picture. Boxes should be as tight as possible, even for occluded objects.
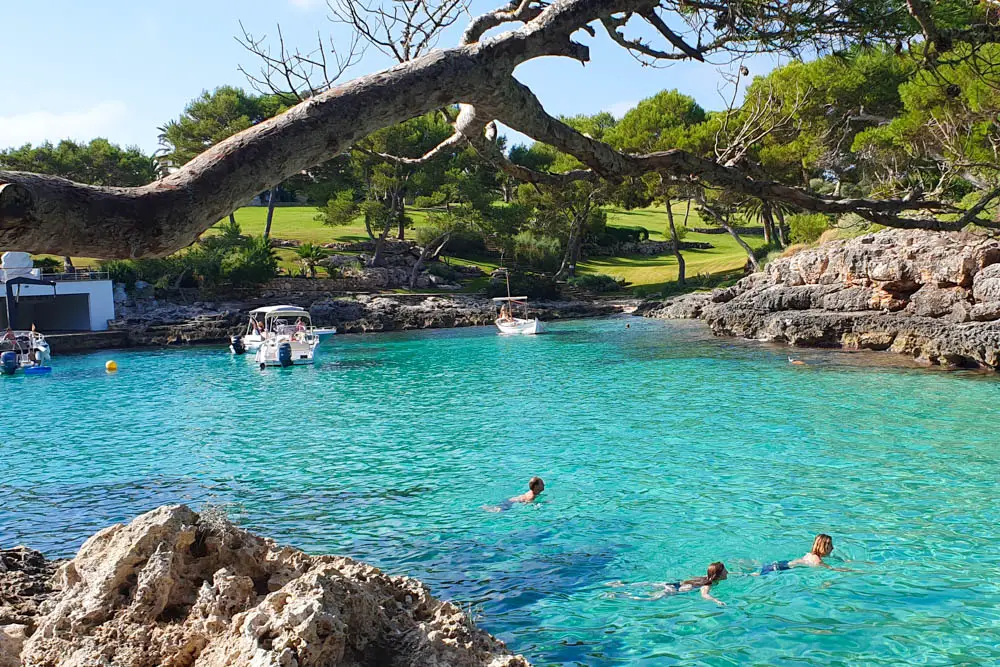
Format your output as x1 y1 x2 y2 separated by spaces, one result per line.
700 586 725 606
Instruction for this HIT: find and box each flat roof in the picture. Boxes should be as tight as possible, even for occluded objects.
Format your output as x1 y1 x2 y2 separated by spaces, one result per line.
249 305 308 315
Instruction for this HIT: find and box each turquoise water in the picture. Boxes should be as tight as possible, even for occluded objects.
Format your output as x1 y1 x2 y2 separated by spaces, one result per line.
3 317 999 664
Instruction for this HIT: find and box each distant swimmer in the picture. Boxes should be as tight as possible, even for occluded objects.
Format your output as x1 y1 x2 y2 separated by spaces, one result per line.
661 561 729 606
510 476 545 503
788 356 806 365
759 533 847 574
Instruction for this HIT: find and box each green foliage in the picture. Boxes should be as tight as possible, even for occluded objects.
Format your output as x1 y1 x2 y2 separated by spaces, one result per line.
487 271 560 299
294 242 329 278
788 213 832 244
0 138 159 186
513 231 562 271
599 226 649 245
317 189 359 227
605 90 707 153
223 236 279 285
567 273 626 293
158 86 284 168
31 257 63 273
98 234 278 289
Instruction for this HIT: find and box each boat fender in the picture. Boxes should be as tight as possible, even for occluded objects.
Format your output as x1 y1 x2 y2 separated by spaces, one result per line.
278 342 293 367
230 335 246 355
1 351 18 375
106 360 118 373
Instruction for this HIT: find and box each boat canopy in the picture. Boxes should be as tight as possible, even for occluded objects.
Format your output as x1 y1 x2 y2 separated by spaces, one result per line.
491 296 529 302
250 305 310 318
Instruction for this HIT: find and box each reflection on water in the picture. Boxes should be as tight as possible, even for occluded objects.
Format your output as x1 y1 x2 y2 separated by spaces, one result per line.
2 318 999 664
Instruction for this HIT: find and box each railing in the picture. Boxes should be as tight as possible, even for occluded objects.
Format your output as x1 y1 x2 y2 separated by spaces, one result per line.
41 270 110 282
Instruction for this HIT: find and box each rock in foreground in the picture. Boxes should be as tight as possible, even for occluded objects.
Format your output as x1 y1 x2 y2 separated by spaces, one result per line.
10 506 527 667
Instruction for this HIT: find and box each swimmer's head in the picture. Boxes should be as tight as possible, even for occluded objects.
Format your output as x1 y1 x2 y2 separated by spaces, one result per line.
707 562 728 582
528 476 545 495
812 534 833 557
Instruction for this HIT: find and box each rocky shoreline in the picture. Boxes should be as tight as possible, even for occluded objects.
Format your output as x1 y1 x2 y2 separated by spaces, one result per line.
1 506 527 667
638 228 1000 370
79 294 627 351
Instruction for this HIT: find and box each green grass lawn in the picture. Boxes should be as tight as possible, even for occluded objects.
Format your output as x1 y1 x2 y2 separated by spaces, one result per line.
59 202 758 293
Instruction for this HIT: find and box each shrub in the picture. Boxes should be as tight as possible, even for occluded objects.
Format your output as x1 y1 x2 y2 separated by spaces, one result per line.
567 273 626 293
513 231 562 271
487 271 561 299
788 213 831 244
222 236 279 286
99 259 140 287
32 257 63 273
425 262 457 280
600 226 649 245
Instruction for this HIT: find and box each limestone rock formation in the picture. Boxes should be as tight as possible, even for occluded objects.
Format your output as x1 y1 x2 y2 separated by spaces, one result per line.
12 506 528 667
642 229 1000 369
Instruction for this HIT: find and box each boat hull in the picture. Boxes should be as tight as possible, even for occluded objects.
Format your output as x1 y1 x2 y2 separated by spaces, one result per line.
496 318 545 335
254 337 320 367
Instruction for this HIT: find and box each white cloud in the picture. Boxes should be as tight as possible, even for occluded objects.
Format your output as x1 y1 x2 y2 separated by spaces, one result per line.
604 100 638 119
0 102 129 149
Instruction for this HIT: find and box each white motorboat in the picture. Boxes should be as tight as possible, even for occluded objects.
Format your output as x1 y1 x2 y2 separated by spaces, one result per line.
250 307 325 368
230 305 336 356
0 330 52 376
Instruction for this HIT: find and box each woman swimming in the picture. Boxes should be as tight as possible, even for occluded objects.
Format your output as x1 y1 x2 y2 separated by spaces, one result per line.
662 561 728 606
760 533 839 574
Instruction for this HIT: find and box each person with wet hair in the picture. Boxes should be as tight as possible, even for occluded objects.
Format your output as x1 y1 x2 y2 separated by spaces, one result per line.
760 533 843 574
509 476 545 503
661 562 729 606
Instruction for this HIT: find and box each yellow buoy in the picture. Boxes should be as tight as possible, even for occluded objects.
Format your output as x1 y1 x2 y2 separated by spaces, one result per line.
105 360 118 372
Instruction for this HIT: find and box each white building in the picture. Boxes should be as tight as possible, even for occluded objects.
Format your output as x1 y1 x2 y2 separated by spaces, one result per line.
1 252 116 332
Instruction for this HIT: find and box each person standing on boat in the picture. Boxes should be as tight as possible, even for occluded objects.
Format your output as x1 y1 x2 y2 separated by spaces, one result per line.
510 477 545 503
295 317 306 332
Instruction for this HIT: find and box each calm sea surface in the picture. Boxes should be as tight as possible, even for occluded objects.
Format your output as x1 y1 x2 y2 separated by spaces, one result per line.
3 317 998 665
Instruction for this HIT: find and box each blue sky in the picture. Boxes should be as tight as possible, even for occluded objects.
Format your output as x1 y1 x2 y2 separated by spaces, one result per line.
0 0 785 154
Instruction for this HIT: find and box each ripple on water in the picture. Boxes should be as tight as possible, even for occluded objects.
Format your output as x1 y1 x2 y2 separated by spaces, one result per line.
2 318 999 664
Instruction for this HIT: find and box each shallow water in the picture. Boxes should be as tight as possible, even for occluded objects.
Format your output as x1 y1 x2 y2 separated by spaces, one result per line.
3 318 999 665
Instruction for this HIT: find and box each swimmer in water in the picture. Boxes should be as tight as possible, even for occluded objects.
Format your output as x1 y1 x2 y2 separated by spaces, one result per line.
661 562 728 606
759 533 847 574
788 356 806 365
509 476 545 503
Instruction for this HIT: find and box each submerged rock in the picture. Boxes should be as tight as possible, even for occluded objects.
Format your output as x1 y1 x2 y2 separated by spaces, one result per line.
10 506 528 667
640 229 1000 369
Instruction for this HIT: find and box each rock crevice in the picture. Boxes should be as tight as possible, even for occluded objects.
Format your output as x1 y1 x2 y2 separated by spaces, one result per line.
4 506 527 667
641 229 1000 369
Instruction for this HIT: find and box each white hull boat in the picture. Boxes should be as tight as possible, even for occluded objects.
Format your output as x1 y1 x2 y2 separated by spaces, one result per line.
496 317 545 335
254 334 320 368
230 305 335 362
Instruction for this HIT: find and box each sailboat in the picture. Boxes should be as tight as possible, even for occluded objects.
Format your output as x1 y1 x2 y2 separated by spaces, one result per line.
493 269 545 335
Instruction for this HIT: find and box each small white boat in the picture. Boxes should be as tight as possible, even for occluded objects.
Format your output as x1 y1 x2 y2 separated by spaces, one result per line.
0 330 52 376
493 296 545 335
251 307 325 368
230 305 336 356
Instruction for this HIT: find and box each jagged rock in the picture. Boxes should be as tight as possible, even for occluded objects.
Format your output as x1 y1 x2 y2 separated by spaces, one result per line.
0 547 59 633
17 506 528 667
637 293 712 319
640 229 1000 369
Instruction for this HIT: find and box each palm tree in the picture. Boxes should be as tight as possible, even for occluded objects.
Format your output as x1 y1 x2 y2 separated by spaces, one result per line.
295 242 329 279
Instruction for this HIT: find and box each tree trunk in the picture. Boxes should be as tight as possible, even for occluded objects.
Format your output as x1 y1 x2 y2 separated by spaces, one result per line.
555 216 584 280
699 197 759 272
396 192 406 240
62 256 74 274
263 187 277 239
682 198 691 227
761 201 775 246
410 231 451 287
228 213 237 226
774 207 788 247
665 199 685 285
370 218 395 267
